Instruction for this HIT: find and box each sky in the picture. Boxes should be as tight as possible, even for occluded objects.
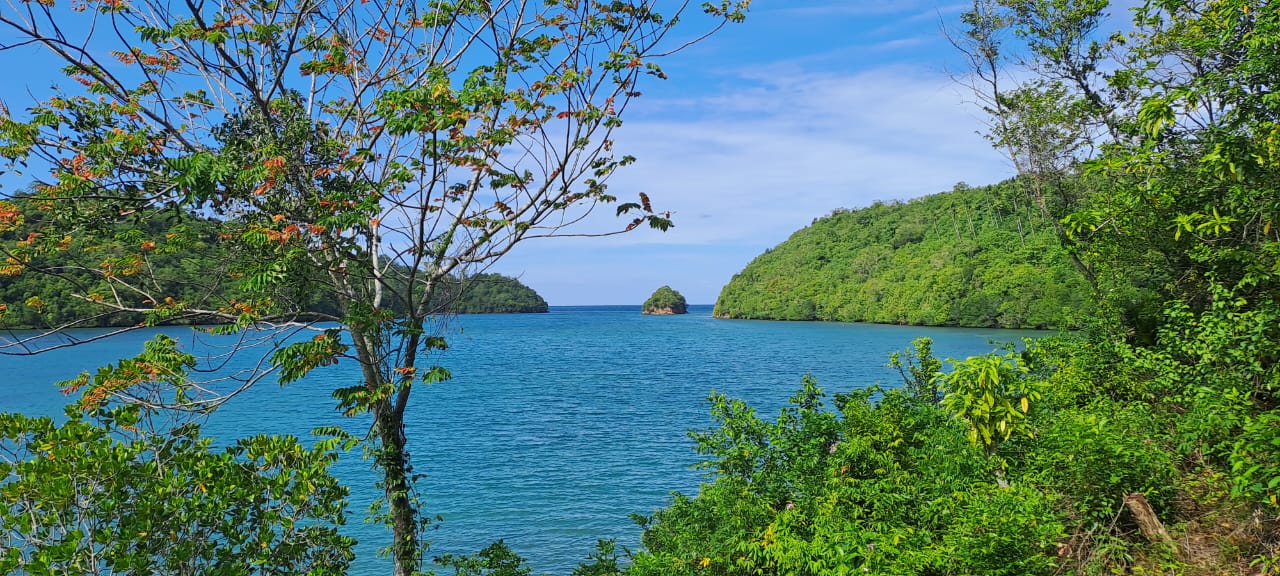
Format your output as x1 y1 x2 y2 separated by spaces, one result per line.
0 0 1028 305
495 1 1019 305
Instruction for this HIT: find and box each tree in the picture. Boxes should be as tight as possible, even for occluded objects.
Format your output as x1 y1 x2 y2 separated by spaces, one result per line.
953 0 1280 333
0 405 355 575
936 351 1040 463
0 1 749 573
948 0 1114 292
956 0 1280 520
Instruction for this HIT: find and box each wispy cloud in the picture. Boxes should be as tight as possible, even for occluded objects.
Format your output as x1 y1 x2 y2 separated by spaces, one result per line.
495 63 1014 304
611 65 1009 243
905 3 970 24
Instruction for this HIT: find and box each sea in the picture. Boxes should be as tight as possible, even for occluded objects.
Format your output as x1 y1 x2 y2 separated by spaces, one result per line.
0 304 1049 574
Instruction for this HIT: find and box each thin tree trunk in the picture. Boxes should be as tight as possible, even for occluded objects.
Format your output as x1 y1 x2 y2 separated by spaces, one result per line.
376 404 418 576
348 321 420 576
1027 178 1097 289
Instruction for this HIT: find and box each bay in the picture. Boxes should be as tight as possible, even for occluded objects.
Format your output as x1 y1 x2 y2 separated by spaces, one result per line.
0 304 1048 574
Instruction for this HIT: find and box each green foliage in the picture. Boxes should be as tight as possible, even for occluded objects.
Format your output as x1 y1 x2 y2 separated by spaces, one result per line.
0 198 262 329
1022 400 1177 526
937 351 1041 459
439 274 549 314
631 2 1280 573
631 379 1066 576
937 483 1064 576
713 181 1093 327
435 538 622 576
436 541 532 576
642 286 688 314
888 336 943 404
1234 411 1280 510
570 539 623 576
0 407 354 575
0 202 550 328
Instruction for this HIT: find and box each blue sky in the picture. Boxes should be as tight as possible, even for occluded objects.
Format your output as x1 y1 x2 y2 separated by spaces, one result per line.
499 1 1018 305
0 0 1025 305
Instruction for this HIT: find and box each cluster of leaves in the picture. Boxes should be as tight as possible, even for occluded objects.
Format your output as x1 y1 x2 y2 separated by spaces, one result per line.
628 337 1223 576
713 180 1093 327
642 285 688 315
435 539 622 576
0 406 355 575
0 196 262 329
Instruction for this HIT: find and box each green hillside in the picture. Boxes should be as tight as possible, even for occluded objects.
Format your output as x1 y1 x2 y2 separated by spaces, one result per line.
0 199 547 328
713 181 1092 328
442 273 549 314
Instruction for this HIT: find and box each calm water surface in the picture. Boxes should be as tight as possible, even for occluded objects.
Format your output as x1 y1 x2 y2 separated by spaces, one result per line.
0 305 1048 574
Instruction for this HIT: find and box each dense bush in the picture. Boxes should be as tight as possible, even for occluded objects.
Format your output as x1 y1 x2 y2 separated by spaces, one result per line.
1022 400 1177 526
630 376 1067 576
0 407 355 574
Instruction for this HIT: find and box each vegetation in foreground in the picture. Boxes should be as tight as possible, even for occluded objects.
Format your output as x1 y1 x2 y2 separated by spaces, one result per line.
625 333 1280 576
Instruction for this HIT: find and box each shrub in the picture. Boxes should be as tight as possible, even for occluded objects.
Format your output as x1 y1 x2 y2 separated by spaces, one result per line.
1022 400 1177 527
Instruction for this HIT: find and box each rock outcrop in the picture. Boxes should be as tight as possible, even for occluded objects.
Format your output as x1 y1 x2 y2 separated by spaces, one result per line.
642 285 688 315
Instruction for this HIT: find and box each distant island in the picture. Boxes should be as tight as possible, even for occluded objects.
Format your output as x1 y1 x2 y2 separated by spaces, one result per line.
713 180 1091 328
642 286 687 315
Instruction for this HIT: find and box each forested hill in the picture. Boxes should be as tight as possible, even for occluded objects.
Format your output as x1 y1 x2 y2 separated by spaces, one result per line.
0 261 547 329
445 273 549 314
0 199 547 328
713 180 1092 328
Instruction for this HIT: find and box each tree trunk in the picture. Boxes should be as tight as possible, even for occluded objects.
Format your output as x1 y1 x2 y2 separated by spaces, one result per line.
375 404 418 576
1026 177 1098 290
346 322 421 576
1124 493 1175 549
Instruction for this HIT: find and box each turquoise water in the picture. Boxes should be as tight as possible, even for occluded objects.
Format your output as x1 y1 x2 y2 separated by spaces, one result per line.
0 305 1048 574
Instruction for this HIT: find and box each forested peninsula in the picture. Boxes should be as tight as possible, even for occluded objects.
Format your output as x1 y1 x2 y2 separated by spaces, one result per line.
714 180 1092 328
0 203 547 329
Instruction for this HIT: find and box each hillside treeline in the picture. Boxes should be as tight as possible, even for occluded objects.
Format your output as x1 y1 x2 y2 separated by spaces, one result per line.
714 180 1092 328
0 200 546 329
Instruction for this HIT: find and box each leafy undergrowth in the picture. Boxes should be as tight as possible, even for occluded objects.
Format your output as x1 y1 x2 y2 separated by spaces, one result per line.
613 331 1280 576
1058 466 1280 576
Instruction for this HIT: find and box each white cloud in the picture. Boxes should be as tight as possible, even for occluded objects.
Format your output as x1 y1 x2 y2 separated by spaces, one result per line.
608 65 1011 244
491 63 1015 304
